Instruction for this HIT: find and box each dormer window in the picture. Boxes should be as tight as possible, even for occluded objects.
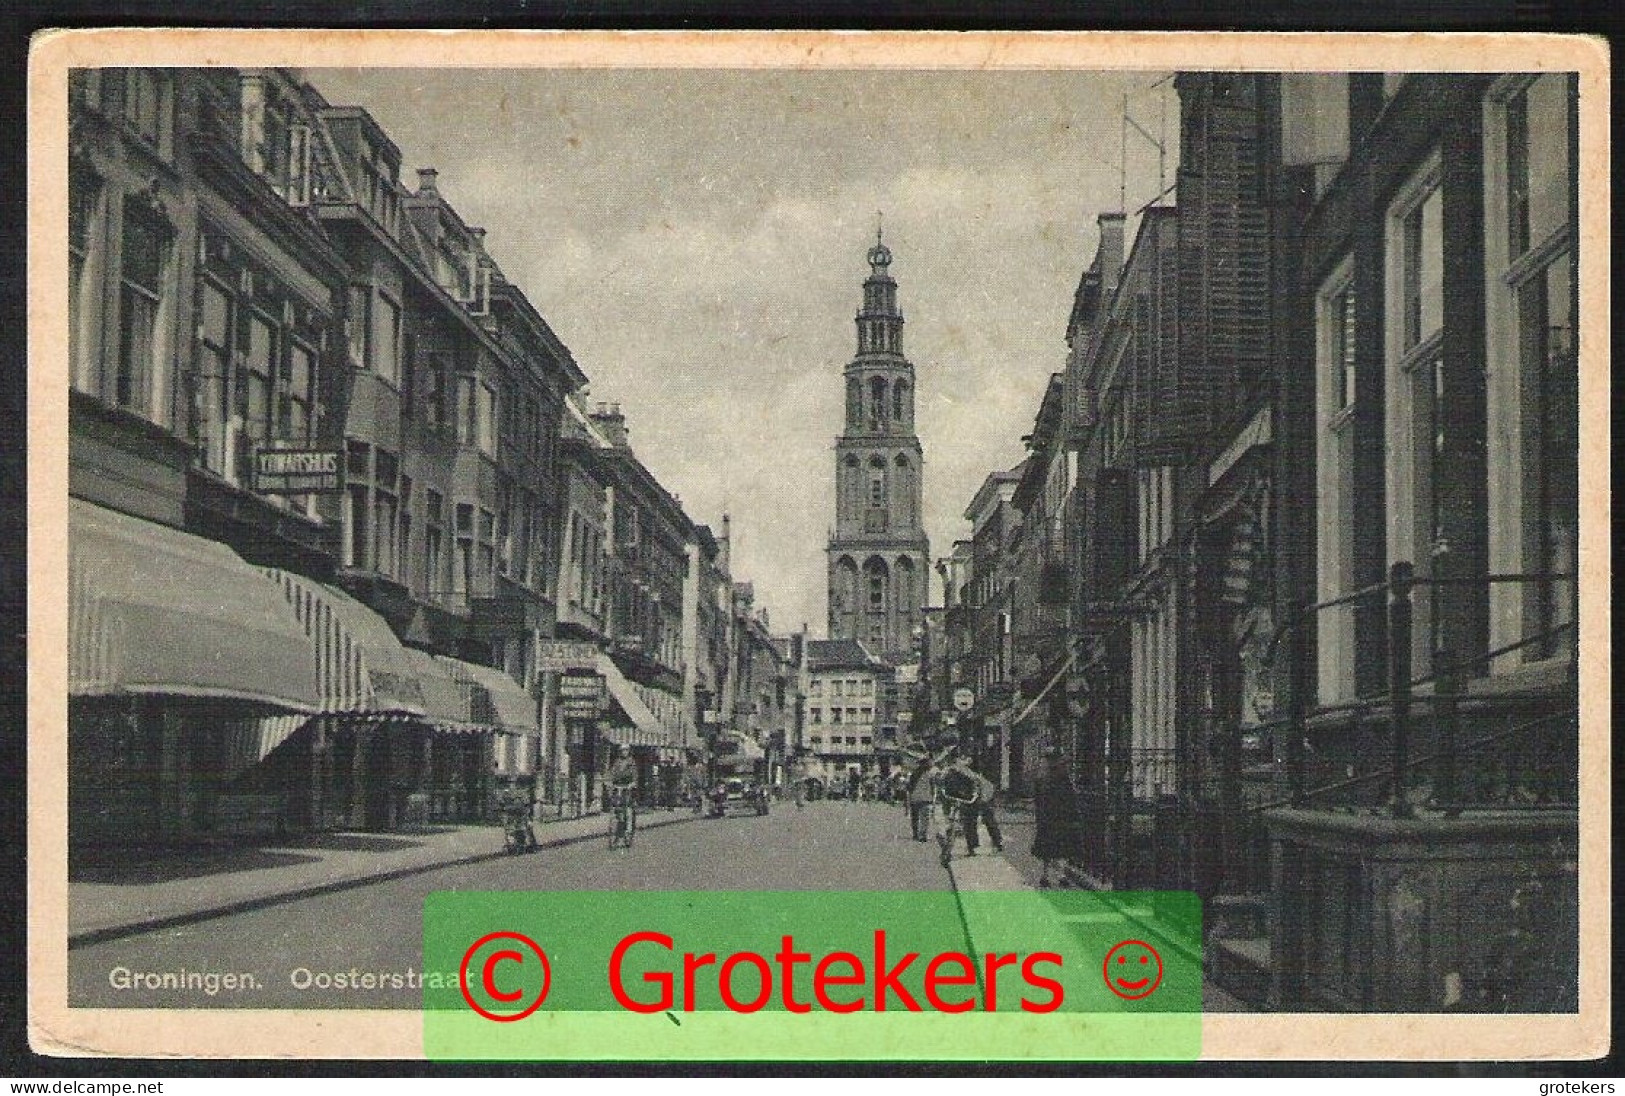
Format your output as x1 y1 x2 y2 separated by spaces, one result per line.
240 77 312 206
463 253 490 315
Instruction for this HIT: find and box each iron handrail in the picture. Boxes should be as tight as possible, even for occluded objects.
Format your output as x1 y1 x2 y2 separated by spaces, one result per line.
1247 703 1577 814
1267 563 1576 815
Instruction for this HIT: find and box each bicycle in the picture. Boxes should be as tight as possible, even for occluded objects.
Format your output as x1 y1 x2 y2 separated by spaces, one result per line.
935 787 978 868
607 785 637 850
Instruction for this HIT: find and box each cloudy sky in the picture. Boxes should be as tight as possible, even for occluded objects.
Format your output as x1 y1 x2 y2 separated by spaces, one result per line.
309 67 1172 635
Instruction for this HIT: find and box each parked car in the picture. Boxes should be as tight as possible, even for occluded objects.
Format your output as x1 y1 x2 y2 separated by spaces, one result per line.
708 777 770 817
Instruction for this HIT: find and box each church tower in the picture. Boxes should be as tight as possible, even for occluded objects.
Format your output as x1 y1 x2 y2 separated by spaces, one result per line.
826 224 929 665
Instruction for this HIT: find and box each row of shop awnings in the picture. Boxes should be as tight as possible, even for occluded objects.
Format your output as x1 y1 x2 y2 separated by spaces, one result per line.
68 500 539 760
595 654 693 758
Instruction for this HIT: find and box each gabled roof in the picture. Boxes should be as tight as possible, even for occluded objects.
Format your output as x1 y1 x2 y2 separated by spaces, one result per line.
806 638 886 673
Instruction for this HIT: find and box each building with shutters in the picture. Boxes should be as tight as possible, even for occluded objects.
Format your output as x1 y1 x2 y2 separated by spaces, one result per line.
826 229 930 666
939 71 1579 1013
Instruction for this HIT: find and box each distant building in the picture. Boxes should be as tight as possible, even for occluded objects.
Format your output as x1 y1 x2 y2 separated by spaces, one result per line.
802 638 893 792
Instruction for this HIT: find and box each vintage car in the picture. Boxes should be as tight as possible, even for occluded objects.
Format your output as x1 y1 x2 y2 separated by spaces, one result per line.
708 776 770 817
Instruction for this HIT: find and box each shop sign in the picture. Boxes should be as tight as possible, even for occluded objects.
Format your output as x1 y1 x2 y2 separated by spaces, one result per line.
537 641 601 673
559 672 605 718
253 448 343 494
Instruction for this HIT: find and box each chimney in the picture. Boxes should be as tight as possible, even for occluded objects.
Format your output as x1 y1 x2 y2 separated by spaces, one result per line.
589 401 629 449
1097 212 1126 298
416 167 439 197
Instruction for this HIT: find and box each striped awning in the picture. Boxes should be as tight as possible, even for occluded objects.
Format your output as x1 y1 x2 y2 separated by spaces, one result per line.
264 570 429 718
68 500 319 711
437 656 539 736
716 731 765 762
597 657 676 749
399 647 479 732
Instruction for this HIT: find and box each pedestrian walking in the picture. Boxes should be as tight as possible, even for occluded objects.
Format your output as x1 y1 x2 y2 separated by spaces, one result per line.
905 756 937 841
1032 746 1083 887
948 750 1003 856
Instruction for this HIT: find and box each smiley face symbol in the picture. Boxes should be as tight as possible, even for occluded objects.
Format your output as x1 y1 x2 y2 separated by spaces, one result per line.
1103 939 1163 1000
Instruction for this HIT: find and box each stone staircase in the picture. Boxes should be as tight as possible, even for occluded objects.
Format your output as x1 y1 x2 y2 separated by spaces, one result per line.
1205 892 1272 1009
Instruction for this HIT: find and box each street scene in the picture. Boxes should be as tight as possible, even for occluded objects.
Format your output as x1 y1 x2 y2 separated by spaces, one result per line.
64 65 1581 1017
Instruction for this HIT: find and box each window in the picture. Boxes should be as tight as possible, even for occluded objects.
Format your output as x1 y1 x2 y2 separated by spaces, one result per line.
116 201 170 416
478 508 496 593
348 286 368 367
426 490 445 597
374 449 398 580
868 573 885 611
233 311 276 476
832 680 842 698
457 376 477 447
69 171 103 391
420 354 446 430
120 70 173 157
1485 75 1577 663
809 679 822 697
345 442 370 569
869 467 884 507
193 279 233 474
371 293 400 385
1385 153 1447 667
810 708 822 725
477 383 498 456
398 475 413 589
496 479 514 577
860 679 871 696
281 339 316 443
455 503 474 596
831 708 842 725
1316 256 1359 700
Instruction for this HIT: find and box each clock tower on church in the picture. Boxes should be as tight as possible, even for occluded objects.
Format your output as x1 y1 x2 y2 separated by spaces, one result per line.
826 225 929 665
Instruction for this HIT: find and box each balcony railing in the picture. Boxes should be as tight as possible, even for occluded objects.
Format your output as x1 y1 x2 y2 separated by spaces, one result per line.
1268 563 1578 816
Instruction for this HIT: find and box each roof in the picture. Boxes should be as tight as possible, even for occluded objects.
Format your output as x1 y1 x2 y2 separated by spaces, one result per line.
806 638 887 673
963 466 1024 524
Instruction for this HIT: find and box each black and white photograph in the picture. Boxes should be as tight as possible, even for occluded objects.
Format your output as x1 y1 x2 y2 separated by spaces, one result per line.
28 30 1607 1063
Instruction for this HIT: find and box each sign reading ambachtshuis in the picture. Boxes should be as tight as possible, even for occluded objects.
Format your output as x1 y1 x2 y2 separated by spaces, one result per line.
253 448 343 494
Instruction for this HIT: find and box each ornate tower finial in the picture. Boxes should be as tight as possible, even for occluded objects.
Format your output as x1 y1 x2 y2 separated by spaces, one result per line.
876 210 883 247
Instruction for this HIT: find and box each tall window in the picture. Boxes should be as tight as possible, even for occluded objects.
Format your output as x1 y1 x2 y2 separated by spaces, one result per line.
426 490 444 597
1316 256 1358 700
478 509 496 593
477 383 498 456
373 449 398 580
236 311 276 474
281 339 316 443
1384 154 1445 665
195 280 232 474
457 376 477 447
120 70 173 157
371 292 400 386
116 202 170 416
398 475 413 589
69 171 103 390
345 442 370 568
455 503 474 596
1485 74 1576 663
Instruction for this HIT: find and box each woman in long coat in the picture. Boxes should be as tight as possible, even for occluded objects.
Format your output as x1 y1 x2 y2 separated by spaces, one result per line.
1032 746 1083 887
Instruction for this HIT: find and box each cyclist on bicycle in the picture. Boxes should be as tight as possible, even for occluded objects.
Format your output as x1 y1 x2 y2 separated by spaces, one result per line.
607 747 639 844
